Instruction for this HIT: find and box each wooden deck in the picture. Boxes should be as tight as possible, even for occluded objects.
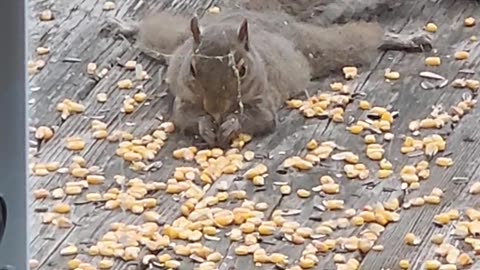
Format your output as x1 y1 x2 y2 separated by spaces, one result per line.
28 0 480 269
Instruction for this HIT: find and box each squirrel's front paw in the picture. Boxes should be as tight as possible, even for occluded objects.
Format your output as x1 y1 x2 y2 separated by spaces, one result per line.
380 32 433 53
408 32 433 52
198 115 217 147
218 115 242 148
101 18 138 40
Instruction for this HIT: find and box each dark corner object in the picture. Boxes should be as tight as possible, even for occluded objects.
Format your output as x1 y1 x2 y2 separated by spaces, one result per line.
0 0 28 268
0 195 5 244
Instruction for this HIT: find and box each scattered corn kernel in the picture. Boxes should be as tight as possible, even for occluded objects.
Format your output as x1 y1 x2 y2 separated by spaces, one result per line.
66 137 86 151
40 9 53 21
385 70 400 80
457 253 472 266
425 23 438 33
399 260 410 269
164 260 181 269
454 51 469 60
469 182 480 194
280 185 291 195
117 79 133 89
425 57 441 67
87 63 97 74
133 92 147 102
297 189 311 198
424 260 441 270
96 93 107 102
343 66 358 79
98 259 114 269
36 47 50 55
464 17 476 27
431 234 444 245
208 6 221 14
359 100 371 110
60 245 78 256
53 203 71 214
435 157 453 167
404 233 420 245
103 1 116 10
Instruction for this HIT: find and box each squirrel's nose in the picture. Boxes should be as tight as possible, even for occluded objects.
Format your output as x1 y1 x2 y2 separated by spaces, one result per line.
203 97 222 123
211 113 221 124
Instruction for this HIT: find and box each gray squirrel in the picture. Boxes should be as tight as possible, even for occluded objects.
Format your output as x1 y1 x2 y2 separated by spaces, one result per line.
107 1 432 148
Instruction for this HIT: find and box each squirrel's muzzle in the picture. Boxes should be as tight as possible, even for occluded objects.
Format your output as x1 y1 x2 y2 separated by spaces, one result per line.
203 96 230 124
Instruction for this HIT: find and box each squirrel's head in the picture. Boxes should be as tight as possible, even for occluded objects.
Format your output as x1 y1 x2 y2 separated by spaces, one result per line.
187 16 257 122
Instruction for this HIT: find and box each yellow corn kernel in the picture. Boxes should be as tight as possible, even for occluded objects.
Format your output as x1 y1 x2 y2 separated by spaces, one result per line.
425 57 441 67
399 259 410 269
425 23 437 33
454 51 469 60
464 17 476 27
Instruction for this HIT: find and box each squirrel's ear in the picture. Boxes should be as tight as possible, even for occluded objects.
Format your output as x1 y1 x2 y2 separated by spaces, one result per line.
237 19 249 51
190 16 201 45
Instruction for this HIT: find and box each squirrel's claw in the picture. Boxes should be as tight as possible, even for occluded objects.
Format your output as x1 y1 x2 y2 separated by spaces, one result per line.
198 115 217 147
218 116 242 148
100 17 139 41
379 31 433 53
409 33 433 52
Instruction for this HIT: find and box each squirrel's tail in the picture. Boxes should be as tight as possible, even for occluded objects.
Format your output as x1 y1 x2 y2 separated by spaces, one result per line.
284 0 400 26
137 12 191 61
290 21 384 80
229 0 401 26
225 0 283 11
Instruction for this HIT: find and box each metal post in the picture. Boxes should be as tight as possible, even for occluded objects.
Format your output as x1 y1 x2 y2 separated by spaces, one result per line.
0 0 29 268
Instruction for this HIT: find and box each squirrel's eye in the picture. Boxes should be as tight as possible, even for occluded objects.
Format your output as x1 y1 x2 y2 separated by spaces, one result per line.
235 57 247 79
238 65 247 79
190 63 197 77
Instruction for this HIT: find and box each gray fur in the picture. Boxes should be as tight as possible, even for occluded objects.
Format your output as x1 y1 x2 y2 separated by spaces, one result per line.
136 12 191 61
225 0 404 25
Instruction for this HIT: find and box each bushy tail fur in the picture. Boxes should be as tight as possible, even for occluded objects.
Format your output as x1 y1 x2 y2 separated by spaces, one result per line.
300 0 402 26
227 0 401 26
225 0 283 11
137 12 191 61
289 21 384 79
